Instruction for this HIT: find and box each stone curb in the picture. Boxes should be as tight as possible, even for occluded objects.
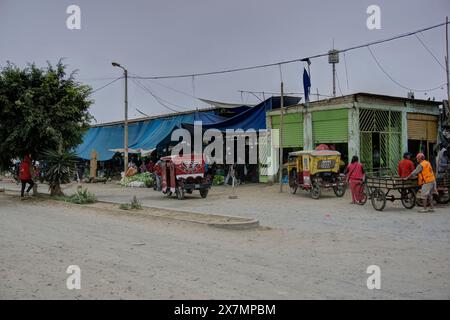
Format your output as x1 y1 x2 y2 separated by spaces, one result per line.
96 200 260 230
1 188 260 230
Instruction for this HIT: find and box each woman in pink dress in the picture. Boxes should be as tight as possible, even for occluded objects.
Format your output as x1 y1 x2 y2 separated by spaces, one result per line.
345 155 365 204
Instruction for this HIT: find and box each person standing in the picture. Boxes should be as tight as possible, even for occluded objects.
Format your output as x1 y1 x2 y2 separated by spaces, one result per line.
224 164 235 185
436 147 448 179
154 159 162 191
405 153 436 213
398 152 415 178
19 155 34 198
345 155 365 204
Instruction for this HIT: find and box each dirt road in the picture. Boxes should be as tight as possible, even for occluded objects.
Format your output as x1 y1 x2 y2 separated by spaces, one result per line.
0 190 449 299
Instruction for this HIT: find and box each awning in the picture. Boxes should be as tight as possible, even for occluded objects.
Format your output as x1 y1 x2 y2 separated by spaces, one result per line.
75 111 231 161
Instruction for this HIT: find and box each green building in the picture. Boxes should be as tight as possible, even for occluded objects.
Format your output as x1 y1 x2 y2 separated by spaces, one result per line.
265 93 441 178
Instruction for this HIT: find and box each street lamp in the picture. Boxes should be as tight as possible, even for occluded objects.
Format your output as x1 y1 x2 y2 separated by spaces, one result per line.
112 61 129 173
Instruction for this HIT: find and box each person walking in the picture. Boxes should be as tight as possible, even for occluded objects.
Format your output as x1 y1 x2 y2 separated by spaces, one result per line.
19 155 34 198
405 153 436 213
224 164 235 186
345 155 365 204
398 152 415 178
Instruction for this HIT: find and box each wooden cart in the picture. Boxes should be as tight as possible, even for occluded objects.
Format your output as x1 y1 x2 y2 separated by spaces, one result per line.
364 176 418 211
435 165 450 204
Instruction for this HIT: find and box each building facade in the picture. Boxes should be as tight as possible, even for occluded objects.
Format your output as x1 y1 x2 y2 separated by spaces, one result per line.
265 93 441 178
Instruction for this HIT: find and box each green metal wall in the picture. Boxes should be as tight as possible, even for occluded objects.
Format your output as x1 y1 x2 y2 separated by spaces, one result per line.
271 113 303 148
312 109 348 144
359 109 402 173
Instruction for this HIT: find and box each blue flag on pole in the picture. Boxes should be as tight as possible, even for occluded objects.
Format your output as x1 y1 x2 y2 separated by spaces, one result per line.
303 68 311 103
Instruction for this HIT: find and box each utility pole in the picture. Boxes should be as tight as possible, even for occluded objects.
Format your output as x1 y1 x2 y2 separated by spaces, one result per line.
446 16 450 102
279 81 284 192
112 62 129 173
328 49 339 97
124 69 128 172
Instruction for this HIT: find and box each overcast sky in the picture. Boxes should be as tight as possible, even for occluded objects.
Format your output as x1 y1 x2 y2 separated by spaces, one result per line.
1 0 449 123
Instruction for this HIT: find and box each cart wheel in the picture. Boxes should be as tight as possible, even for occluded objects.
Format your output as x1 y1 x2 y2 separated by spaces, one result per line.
176 187 185 200
199 189 209 198
333 184 346 197
401 188 416 209
290 185 298 194
436 192 450 204
311 184 321 199
359 185 369 205
371 188 386 211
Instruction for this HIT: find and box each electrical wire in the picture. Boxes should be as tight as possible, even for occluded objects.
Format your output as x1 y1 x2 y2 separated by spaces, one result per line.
238 90 333 98
130 21 449 80
90 77 122 94
335 69 344 97
367 46 446 92
415 33 446 70
132 78 188 112
343 52 350 90
135 108 150 117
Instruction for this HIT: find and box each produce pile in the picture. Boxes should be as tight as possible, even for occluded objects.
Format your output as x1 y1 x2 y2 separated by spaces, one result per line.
213 175 224 185
119 172 154 188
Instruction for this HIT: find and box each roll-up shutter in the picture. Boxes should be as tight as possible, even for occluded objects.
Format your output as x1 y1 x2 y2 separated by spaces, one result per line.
271 113 303 148
407 113 438 142
312 109 348 144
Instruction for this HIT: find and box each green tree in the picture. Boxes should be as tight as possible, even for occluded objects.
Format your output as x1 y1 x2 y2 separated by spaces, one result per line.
0 60 93 170
41 149 78 196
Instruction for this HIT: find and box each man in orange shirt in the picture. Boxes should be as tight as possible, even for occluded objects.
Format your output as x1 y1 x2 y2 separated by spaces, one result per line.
405 153 436 213
398 152 415 178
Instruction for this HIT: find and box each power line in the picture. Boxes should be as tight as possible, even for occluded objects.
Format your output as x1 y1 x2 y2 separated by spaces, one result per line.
238 90 333 98
130 21 449 80
129 72 206 102
343 52 350 90
336 70 344 97
132 78 188 113
415 33 446 70
135 108 150 117
367 45 446 92
91 77 122 94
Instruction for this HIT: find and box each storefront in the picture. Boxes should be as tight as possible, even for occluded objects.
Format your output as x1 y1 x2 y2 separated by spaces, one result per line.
407 113 438 163
312 109 349 164
265 93 441 181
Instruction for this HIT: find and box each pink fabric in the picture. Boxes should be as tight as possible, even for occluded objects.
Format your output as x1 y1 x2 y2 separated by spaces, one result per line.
349 180 364 202
346 162 364 180
347 162 365 203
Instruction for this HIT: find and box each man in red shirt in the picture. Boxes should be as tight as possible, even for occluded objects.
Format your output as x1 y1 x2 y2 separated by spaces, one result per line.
19 154 34 198
398 152 415 178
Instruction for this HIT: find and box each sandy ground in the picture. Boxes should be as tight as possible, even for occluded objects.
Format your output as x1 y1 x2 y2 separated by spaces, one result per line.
0 180 449 299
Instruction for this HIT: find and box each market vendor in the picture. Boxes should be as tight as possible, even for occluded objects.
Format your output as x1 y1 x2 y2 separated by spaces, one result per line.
404 153 436 213
125 162 138 177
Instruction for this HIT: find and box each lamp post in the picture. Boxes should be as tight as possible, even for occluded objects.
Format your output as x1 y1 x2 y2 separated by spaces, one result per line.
112 62 129 172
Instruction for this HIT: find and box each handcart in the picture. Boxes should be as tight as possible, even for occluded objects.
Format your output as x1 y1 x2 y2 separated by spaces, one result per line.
435 164 450 204
364 175 418 211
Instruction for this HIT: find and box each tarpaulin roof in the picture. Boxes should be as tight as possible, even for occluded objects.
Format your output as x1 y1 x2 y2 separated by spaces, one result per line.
184 96 301 132
75 111 227 161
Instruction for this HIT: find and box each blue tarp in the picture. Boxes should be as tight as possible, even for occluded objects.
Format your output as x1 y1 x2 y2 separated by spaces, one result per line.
183 96 301 132
75 111 227 161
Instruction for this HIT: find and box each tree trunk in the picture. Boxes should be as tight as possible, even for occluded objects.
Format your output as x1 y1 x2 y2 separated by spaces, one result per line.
50 184 64 197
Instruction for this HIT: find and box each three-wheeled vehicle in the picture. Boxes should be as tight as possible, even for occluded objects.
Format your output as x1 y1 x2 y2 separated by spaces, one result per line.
157 154 211 200
287 150 346 199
